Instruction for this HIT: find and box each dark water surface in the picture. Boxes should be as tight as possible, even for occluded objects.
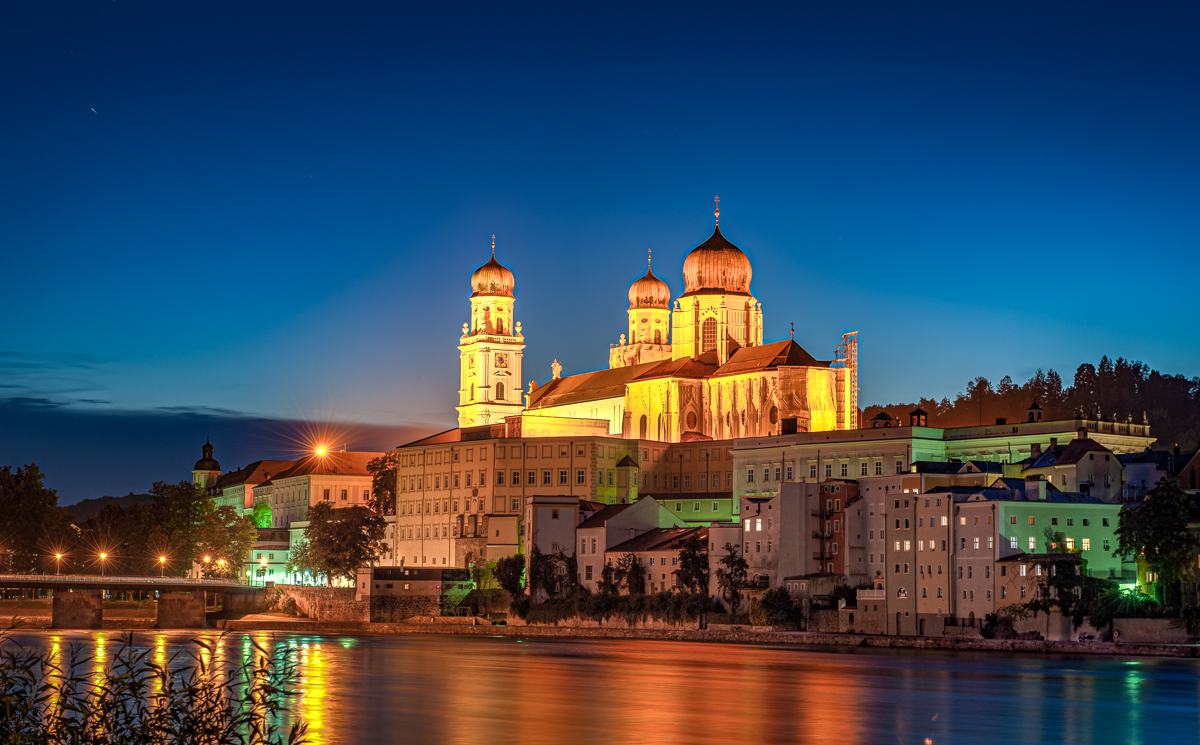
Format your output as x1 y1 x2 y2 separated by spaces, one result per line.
6 630 1200 744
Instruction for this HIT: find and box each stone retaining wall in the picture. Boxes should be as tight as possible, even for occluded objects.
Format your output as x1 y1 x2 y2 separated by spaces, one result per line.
1114 618 1197 644
278 585 368 622
370 595 439 623
219 618 1200 658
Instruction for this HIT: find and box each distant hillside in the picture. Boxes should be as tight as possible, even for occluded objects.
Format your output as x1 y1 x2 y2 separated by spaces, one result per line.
64 492 154 523
864 356 1200 450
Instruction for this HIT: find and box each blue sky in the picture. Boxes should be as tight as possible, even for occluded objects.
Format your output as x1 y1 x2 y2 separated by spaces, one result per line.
2 2 1197 502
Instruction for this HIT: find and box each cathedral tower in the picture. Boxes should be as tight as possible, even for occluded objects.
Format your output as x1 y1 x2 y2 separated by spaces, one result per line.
671 198 764 364
609 251 673 368
192 438 221 490
457 238 525 427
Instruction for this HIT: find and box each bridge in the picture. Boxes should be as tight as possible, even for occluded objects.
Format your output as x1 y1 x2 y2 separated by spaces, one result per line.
0 574 268 629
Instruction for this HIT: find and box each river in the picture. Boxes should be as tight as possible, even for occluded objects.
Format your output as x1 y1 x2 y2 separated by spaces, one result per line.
4 630 1199 744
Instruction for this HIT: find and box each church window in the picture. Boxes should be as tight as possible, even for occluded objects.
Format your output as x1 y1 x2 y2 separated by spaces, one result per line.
701 318 718 353
654 329 662 344
769 407 778 424
639 415 648 439
495 382 505 401
686 411 697 429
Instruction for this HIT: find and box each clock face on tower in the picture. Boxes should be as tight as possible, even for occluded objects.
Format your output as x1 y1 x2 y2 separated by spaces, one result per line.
495 353 508 368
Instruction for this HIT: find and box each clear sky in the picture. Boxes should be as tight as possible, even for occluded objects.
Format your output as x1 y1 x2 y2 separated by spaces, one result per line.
2 2 1198 502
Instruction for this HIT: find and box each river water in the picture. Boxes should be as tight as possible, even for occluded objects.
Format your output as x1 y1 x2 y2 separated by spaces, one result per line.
4 630 1199 744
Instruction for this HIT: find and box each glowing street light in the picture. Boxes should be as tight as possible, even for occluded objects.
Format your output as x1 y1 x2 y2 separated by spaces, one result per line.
99 553 107 577
315 445 328 457
55 553 62 576
259 557 268 586
159 556 167 578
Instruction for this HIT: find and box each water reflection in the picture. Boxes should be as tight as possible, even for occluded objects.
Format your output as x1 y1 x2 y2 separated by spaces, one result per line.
3 630 1199 744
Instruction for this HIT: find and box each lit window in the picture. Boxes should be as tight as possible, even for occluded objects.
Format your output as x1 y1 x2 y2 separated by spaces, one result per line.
1082 538 1091 551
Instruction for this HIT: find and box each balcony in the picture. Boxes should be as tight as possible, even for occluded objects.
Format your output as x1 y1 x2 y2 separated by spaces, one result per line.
812 531 832 540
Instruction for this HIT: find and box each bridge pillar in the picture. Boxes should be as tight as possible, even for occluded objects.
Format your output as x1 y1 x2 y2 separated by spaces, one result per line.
222 589 268 618
52 589 103 629
156 590 206 629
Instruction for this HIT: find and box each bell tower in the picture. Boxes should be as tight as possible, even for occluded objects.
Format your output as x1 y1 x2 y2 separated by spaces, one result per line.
458 237 526 427
192 438 221 490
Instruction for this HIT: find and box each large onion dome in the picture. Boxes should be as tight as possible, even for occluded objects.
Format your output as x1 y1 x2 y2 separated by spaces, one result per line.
471 237 515 298
682 225 752 296
628 253 670 309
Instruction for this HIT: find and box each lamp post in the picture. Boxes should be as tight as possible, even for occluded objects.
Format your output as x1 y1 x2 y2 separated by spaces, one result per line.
159 556 166 578
99 553 107 577
259 558 267 586
55 554 62 576
202 556 211 579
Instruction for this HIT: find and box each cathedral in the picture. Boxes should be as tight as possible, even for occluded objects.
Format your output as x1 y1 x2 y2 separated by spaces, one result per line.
456 201 858 443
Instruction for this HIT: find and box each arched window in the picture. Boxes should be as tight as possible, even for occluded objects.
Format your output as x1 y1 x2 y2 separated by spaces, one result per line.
701 318 718 353
495 381 505 401
654 329 662 344
639 415 648 439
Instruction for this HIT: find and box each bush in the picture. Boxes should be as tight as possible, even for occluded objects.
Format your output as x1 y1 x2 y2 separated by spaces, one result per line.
512 588 720 626
0 629 306 743
750 588 795 627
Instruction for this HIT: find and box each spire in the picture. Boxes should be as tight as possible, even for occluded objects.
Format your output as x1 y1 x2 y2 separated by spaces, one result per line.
714 195 720 227
491 234 496 258
790 322 794 341
648 248 652 271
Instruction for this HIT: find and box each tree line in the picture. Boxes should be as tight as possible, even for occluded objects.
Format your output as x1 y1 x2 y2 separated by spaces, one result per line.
864 356 1200 449
0 464 257 579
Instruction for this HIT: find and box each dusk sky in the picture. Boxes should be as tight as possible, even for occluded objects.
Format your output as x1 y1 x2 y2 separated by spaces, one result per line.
3 2 1198 503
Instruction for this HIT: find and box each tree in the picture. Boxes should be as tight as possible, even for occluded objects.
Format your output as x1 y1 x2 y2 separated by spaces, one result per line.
251 502 272 529
195 505 258 577
1004 557 1110 632
366 453 398 515
527 546 555 599
1115 478 1197 605
291 503 388 585
750 587 795 626
150 480 213 567
715 543 748 613
676 533 709 593
615 552 645 595
597 561 620 595
493 554 525 596
0 464 67 573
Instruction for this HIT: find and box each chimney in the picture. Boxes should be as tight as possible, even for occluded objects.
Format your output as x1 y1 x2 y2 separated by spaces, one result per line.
1049 437 1058 450
1175 443 1181 457
1025 475 1047 501
1077 428 1088 440
1030 443 1042 460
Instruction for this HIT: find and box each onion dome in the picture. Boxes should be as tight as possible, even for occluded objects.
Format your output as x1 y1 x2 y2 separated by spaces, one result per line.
193 438 220 471
470 235 515 298
682 199 752 296
628 251 670 309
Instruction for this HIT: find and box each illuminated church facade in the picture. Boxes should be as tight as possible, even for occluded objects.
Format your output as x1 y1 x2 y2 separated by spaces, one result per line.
457 203 859 443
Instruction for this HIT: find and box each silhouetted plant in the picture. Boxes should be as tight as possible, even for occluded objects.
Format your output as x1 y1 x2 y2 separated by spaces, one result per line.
0 628 307 743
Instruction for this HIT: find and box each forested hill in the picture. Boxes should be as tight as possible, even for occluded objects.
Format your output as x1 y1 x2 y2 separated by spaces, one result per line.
64 492 155 523
863 357 1200 451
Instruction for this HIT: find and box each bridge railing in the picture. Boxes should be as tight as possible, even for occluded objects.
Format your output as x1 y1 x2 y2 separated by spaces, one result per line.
0 574 248 587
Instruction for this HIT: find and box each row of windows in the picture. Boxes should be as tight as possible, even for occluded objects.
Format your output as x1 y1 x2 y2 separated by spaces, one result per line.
1010 515 1109 527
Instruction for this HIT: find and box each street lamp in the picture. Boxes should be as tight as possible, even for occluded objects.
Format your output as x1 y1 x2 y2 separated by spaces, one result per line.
259 558 267 586
202 556 211 579
55 554 62 576
159 556 167 578
99 553 107 577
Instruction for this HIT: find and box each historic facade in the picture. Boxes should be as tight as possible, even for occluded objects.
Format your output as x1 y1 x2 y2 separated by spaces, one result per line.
457 202 859 443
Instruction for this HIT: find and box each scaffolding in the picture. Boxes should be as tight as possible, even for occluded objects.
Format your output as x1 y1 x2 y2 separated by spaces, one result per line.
831 331 859 430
